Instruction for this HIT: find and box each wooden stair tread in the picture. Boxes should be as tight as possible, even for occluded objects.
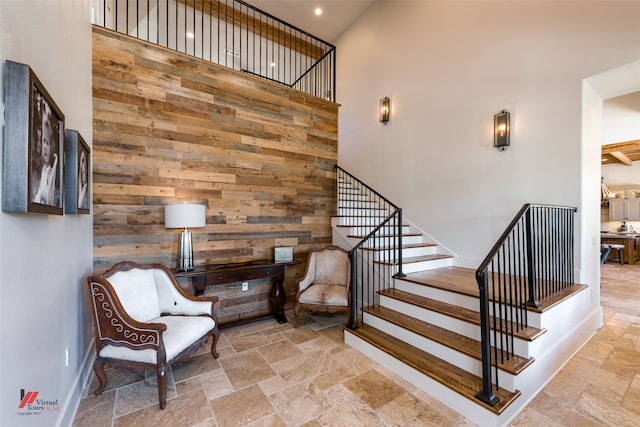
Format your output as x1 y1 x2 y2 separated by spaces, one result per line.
346 324 521 415
375 253 452 266
361 243 436 251
347 232 422 238
335 223 409 228
363 305 534 375
528 283 589 313
400 266 480 298
379 288 546 342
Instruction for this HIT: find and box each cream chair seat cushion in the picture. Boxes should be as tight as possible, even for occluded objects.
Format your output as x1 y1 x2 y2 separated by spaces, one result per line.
98 315 215 364
298 284 348 306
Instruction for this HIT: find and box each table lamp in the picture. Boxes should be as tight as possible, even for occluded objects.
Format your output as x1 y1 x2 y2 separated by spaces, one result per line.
164 203 206 271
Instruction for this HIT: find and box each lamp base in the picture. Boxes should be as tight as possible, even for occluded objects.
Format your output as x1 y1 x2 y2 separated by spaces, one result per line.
176 228 194 272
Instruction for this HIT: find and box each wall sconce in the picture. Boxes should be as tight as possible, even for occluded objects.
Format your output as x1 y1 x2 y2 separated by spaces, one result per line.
494 109 510 151
380 97 390 125
164 203 206 271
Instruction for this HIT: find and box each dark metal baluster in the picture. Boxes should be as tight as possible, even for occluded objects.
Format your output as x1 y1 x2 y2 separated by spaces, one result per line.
507 234 514 358
475 269 499 406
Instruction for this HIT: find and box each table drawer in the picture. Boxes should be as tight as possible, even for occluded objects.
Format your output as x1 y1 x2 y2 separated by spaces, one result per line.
204 266 283 284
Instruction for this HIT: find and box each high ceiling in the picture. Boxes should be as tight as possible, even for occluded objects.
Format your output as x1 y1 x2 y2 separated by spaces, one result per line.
246 0 375 43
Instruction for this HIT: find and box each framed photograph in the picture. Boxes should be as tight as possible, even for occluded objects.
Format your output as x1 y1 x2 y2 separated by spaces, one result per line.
2 60 64 215
64 129 90 214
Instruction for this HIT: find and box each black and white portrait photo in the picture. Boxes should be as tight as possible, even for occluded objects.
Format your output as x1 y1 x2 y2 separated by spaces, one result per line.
77 140 90 212
30 85 62 208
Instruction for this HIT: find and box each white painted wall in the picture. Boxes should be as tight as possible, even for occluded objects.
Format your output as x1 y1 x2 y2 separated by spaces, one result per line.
0 1 93 426
336 1 640 282
602 91 640 145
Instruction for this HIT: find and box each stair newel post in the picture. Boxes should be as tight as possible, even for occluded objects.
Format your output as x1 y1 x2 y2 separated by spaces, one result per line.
524 206 542 309
395 208 406 278
475 269 500 407
348 249 359 330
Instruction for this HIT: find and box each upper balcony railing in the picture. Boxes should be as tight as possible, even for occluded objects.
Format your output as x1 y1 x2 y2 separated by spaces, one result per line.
92 0 336 102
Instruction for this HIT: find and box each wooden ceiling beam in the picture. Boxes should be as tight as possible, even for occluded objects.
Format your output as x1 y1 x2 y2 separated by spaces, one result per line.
176 0 326 60
610 150 633 166
602 139 640 164
601 139 640 154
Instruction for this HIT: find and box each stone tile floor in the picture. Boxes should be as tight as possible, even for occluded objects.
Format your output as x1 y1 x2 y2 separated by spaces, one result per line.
73 263 640 426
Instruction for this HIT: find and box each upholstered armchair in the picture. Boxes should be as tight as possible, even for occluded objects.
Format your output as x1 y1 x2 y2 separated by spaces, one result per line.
87 261 219 409
294 246 350 326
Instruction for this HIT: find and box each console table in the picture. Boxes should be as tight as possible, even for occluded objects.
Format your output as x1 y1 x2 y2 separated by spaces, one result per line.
173 259 299 324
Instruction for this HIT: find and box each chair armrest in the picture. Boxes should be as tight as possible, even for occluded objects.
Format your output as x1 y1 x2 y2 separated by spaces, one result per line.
298 252 316 292
89 278 167 351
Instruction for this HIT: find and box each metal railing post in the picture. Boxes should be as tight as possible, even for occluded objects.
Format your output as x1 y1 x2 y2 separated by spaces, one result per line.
525 207 542 309
395 208 405 278
348 250 358 330
475 270 499 407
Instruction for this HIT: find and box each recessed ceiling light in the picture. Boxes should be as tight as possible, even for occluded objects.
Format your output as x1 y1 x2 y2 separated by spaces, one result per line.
314 7 322 16
270 62 276 68
186 32 195 39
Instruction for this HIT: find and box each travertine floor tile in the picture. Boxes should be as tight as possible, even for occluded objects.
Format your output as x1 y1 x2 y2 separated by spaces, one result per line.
343 369 407 410
218 349 276 389
210 384 275 427
114 388 213 427
269 380 332 426
72 389 116 427
257 339 302 364
377 391 461 426
115 373 176 417
228 331 273 353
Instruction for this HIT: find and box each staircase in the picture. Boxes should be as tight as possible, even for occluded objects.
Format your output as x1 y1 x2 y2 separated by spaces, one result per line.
333 170 597 427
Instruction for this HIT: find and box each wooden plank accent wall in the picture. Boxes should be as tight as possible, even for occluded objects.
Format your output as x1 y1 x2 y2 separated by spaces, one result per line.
92 26 338 322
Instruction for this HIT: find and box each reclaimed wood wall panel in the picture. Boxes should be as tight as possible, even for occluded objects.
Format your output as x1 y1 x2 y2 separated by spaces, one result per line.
92 27 338 313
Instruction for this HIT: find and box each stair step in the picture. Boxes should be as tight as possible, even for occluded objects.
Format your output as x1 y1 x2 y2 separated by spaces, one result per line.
375 253 452 266
400 266 589 313
346 324 521 415
363 305 534 375
400 266 480 298
347 232 423 239
335 223 410 228
360 242 436 251
379 288 546 342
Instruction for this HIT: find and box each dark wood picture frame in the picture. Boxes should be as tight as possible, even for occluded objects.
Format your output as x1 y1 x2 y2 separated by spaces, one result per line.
64 129 90 214
2 60 65 215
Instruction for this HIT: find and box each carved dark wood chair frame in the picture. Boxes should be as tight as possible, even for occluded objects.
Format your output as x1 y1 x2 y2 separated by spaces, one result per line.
294 245 351 326
87 261 220 409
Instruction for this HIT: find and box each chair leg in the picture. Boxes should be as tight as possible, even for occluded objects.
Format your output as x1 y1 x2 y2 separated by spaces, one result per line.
210 327 220 359
92 359 107 396
157 364 167 410
294 303 301 327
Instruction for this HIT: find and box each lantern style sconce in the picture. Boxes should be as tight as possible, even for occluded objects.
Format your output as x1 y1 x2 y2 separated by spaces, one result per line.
494 109 510 151
380 97 390 125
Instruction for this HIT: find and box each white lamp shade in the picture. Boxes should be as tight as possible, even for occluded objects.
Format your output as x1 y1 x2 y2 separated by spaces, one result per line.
164 203 206 229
